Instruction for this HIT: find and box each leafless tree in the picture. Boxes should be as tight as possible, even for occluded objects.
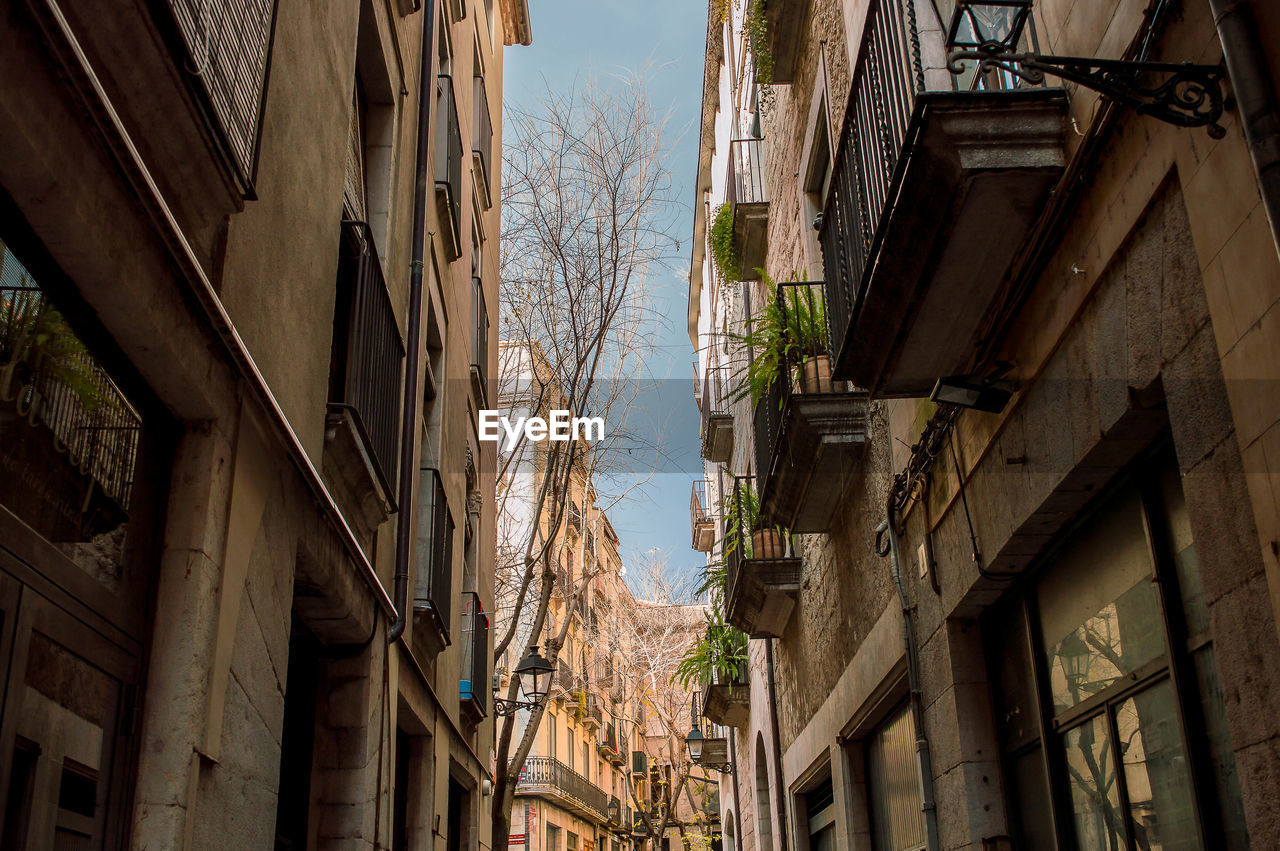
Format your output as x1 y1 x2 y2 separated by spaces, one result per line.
491 72 681 851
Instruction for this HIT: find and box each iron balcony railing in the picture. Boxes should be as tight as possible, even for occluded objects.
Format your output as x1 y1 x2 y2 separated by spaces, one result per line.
819 0 917 374
0 282 142 512
472 277 490 403
726 138 768 208
473 76 494 204
515 757 610 821
435 75 463 257
752 280 832 498
700 366 728 430
162 0 278 191
723 475 793 599
460 591 488 716
414 468 455 641
331 220 405 497
690 479 715 550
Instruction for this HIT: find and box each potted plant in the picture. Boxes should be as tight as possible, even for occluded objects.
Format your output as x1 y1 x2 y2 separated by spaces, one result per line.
675 607 749 690
783 283 831 394
721 479 785 560
708 202 739 282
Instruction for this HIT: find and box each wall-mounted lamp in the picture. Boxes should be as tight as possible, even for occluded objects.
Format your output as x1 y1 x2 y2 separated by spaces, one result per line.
929 375 1015 413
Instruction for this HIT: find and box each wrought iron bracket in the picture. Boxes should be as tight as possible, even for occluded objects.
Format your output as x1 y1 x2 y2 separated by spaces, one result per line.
493 697 541 716
948 47 1226 138
694 760 735 775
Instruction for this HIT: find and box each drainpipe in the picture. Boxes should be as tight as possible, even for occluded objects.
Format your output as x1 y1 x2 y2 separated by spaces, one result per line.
389 0 435 643
1210 0 1280 256
764 640 789 851
876 507 940 851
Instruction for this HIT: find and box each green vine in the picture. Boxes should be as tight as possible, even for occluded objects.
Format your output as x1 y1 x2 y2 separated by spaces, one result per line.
708 202 740 283
745 0 773 88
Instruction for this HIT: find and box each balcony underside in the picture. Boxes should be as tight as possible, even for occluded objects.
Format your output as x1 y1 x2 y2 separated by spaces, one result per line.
833 90 1068 396
764 0 810 84
760 392 870 533
693 518 716 552
703 413 734 462
703 682 750 728
733 201 769 281
517 786 608 824
728 556 802 638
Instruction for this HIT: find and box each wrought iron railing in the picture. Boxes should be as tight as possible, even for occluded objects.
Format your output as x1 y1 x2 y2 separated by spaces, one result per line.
0 283 142 511
700 366 729 435
751 280 833 492
435 75 463 249
515 757 610 819
460 591 488 716
690 479 715 548
472 277 489 402
819 0 918 374
162 0 278 190
331 220 405 495
473 76 494 202
726 138 768 209
414 468 454 640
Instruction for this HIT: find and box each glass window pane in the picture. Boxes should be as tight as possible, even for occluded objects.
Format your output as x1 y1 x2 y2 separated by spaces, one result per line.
1116 679 1199 850
0 241 143 595
1009 747 1055 850
1156 462 1209 641
1062 714 1124 851
1037 488 1164 712
989 605 1039 751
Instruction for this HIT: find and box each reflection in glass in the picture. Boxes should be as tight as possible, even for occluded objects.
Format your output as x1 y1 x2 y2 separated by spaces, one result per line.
0 241 141 592
1063 715 1123 851
1116 680 1198 850
1038 490 1164 713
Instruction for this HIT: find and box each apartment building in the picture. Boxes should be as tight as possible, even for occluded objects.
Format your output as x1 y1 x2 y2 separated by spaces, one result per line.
689 0 1280 849
0 0 527 846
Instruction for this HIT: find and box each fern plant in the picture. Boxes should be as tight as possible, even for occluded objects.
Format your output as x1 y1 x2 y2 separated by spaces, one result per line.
675 606 749 689
708 202 739 283
1 283 109 413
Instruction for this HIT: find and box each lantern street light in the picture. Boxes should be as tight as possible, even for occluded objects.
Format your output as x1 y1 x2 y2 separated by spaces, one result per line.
607 798 621 825
494 645 556 716
945 0 1226 138
684 694 734 775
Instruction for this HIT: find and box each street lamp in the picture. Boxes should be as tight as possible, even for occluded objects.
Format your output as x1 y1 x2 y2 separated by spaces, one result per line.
685 694 733 775
945 0 1226 137
1058 631 1092 696
494 645 556 716
685 724 705 762
607 798 621 825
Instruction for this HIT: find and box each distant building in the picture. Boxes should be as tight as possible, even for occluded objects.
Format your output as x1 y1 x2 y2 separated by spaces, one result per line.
0 0 527 845
689 0 1280 849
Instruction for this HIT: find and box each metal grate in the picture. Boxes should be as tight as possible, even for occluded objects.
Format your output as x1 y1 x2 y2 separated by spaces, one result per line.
515 757 610 820
414 468 455 640
472 76 494 203
726 137 769 208
435 75 463 250
460 591 489 716
165 0 278 188
330 221 404 494
471 277 489 402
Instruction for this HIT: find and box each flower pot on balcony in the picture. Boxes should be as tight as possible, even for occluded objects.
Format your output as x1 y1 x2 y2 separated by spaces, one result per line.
750 528 784 560
794 354 832 394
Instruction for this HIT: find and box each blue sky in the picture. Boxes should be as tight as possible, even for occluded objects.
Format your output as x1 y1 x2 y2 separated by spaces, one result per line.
503 0 708 590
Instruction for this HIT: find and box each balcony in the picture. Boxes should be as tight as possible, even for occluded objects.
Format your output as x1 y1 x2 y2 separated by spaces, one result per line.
727 139 769 281
724 476 800 638
690 480 717 553
631 750 648 774
761 0 810 83
473 76 494 208
413 468 454 655
435 75 463 261
819 0 1067 397
752 282 869 534
471 277 490 405
459 591 488 720
515 756 610 823
702 676 749 728
326 221 404 529
699 366 734 463
598 723 623 764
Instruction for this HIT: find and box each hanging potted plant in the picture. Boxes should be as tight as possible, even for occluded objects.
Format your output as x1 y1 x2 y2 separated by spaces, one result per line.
782 283 831 394
721 479 785 561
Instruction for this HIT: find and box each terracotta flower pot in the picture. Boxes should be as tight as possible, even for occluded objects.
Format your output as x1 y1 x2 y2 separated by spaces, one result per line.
795 354 832 394
750 528 784 559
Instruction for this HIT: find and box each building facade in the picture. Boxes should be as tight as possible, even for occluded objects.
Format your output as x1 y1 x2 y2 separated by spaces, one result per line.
688 0 1280 849
0 0 527 846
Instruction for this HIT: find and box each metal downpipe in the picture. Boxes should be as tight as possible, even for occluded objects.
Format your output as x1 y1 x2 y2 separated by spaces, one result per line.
1210 0 1280 256
877 509 940 851
764 639 790 851
389 0 435 643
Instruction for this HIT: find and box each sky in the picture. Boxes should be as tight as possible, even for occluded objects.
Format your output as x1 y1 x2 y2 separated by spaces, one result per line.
503 0 709 592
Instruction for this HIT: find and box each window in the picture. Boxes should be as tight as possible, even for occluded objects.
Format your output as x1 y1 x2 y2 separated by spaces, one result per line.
988 449 1247 849
865 703 926 851
802 776 835 851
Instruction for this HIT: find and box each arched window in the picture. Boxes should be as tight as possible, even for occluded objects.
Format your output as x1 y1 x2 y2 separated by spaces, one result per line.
754 734 774 851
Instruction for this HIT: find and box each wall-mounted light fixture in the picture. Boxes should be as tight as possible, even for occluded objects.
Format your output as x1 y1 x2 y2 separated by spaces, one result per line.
929 374 1015 413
